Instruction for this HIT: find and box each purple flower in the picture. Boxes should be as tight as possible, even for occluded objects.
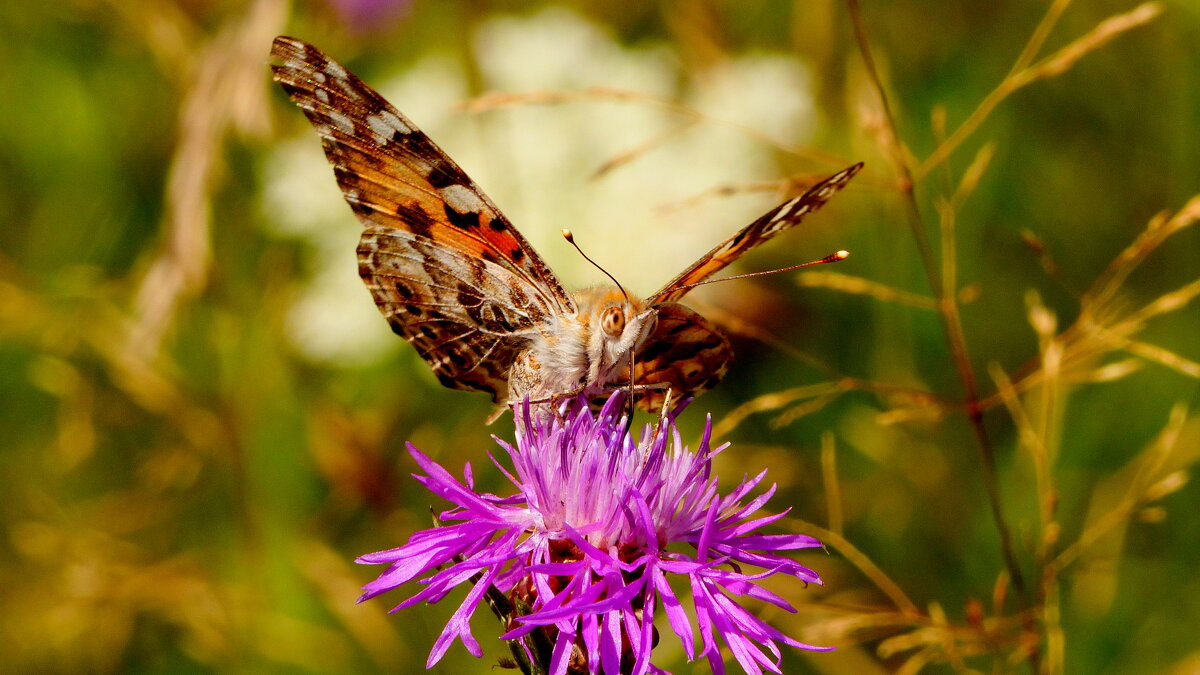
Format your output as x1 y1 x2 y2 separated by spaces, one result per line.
358 397 830 674
324 0 412 34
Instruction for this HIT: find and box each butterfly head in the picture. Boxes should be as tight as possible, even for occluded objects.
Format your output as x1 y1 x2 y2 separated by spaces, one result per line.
577 288 657 379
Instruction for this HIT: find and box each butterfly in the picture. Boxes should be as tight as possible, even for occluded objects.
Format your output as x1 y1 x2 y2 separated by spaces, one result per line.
270 36 861 414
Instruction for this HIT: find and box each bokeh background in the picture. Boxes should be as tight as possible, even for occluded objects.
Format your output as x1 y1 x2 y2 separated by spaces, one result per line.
3 0 1199 672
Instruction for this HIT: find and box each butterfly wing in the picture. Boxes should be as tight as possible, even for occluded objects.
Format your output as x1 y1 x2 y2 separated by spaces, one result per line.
626 163 861 409
271 36 574 399
646 162 863 305
358 226 553 399
612 303 733 412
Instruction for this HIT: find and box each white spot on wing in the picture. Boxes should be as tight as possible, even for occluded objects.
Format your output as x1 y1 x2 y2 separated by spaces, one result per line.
770 197 802 223
439 184 486 215
367 110 411 145
329 110 355 135
325 59 348 80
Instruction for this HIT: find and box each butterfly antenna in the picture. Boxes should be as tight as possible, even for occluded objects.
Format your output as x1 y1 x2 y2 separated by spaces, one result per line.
562 230 631 304
669 250 850 294
563 229 638 421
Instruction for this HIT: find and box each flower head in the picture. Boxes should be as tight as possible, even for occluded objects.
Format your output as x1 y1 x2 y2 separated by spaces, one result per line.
358 397 829 674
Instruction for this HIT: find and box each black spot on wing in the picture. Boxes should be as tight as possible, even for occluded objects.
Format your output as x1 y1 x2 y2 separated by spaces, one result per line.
278 82 304 99
396 204 438 237
391 129 438 157
444 346 470 368
667 322 690 336
638 340 671 362
444 203 480 229
455 284 480 310
424 166 458 190
394 282 415 299
384 131 463 191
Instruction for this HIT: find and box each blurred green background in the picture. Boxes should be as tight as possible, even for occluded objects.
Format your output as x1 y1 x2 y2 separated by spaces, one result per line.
2 0 1199 672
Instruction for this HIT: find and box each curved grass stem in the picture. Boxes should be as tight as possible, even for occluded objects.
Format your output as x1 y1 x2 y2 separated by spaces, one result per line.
843 1 1033 665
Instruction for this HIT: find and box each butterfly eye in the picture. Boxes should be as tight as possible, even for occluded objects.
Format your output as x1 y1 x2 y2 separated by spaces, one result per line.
600 306 626 338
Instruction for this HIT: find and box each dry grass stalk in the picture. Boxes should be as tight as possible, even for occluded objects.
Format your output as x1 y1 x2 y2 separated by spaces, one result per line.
652 179 788 215
820 431 845 536
126 0 285 360
787 518 920 616
589 120 696 179
461 86 849 167
824 2 1183 671
713 382 846 437
917 2 1163 179
1053 404 1190 573
796 270 939 310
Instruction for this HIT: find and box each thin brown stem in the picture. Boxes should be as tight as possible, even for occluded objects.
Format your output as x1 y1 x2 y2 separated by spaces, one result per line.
843 6 1033 664
820 432 844 536
917 1 1160 179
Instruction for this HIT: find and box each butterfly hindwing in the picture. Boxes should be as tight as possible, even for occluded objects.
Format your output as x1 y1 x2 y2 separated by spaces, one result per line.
612 304 733 412
359 226 554 400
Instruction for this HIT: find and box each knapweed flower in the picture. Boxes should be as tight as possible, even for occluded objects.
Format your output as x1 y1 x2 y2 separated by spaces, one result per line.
358 397 829 674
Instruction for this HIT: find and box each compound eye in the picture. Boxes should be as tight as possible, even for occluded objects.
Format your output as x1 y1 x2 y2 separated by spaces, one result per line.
600 306 626 337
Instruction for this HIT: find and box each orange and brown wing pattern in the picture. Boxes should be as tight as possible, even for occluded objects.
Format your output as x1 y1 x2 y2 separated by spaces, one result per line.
629 163 861 407
647 162 863 305
269 36 574 314
271 36 574 399
615 304 733 412
358 226 552 400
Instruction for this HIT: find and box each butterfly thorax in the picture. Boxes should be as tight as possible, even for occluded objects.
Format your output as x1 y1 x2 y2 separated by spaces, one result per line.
509 287 656 404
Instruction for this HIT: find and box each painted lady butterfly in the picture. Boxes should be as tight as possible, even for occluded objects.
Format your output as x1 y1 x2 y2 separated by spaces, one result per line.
271 36 861 414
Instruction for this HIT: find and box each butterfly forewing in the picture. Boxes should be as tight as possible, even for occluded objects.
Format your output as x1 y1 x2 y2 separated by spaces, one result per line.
625 163 862 409
648 162 863 305
271 36 577 400
270 37 573 308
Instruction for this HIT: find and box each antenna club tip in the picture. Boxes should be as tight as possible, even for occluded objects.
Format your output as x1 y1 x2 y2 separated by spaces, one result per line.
835 250 850 260
561 229 575 242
